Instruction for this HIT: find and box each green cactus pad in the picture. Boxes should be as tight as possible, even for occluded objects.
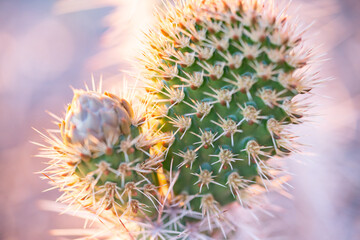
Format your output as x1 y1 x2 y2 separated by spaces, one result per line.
142 0 312 211
42 89 165 219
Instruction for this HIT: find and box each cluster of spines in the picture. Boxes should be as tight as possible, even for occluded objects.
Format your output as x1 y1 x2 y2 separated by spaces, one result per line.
140 0 317 235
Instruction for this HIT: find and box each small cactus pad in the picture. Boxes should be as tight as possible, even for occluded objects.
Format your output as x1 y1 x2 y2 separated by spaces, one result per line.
141 0 315 212
40 89 165 219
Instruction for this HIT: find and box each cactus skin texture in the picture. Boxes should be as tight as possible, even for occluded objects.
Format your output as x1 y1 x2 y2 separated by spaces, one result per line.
141 0 315 230
39 88 165 222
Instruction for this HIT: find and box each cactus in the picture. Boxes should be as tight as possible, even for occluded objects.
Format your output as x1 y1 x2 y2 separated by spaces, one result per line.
140 0 317 234
36 0 321 239
37 85 166 224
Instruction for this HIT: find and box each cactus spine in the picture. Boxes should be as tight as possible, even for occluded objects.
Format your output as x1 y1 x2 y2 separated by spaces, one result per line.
141 0 316 234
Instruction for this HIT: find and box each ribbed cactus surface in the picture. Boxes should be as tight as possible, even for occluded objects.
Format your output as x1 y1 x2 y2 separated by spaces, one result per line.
142 0 312 216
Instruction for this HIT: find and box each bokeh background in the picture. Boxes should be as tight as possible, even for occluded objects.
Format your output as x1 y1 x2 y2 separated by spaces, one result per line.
0 0 359 239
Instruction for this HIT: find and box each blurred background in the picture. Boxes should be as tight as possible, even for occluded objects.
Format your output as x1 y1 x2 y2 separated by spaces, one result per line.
0 0 359 239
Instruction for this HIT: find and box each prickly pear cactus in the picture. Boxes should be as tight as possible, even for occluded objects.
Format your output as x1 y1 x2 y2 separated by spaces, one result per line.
36 0 320 239
38 87 165 220
141 0 315 227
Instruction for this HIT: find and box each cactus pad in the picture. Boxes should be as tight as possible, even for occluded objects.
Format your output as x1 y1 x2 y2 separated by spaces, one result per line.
38 88 165 221
141 0 315 221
